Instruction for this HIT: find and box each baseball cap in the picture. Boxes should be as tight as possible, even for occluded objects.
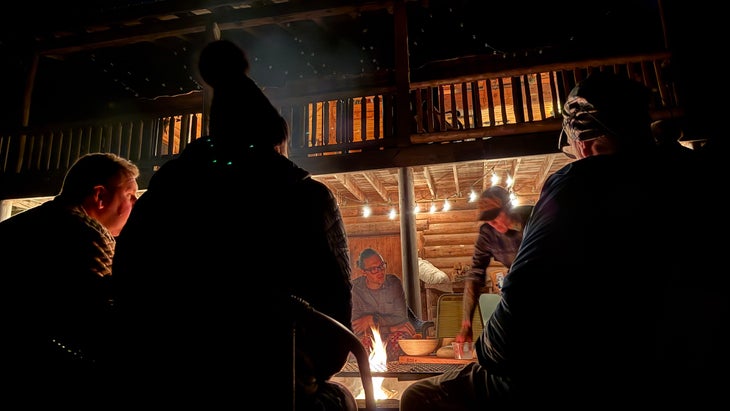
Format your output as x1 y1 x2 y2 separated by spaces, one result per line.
558 71 653 157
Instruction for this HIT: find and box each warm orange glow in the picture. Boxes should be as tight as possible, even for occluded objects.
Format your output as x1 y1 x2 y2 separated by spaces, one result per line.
355 326 394 400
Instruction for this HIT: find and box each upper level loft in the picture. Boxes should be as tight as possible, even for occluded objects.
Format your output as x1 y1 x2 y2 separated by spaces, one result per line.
0 1 694 210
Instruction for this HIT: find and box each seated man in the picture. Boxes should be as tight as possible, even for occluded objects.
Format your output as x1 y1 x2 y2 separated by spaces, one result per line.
400 71 727 410
351 248 416 361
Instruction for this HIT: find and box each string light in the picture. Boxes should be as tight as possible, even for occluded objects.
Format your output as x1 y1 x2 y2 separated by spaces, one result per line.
388 207 397 220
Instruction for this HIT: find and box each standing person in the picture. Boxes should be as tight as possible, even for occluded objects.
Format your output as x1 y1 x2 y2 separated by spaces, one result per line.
111 39 355 410
456 185 533 346
400 71 725 410
0 152 139 399
352 248 417 361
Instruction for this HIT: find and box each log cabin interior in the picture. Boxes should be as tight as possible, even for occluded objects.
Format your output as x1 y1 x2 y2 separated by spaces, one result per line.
0 1 719 324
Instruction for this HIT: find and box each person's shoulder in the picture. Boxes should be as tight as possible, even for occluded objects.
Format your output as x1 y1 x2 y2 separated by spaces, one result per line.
352 276 367 287
385 274 403 284
299 172 333 195
351 276 369 294
477 222 497 236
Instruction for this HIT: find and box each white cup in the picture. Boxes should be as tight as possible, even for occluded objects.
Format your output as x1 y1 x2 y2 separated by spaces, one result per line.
452 342 473 359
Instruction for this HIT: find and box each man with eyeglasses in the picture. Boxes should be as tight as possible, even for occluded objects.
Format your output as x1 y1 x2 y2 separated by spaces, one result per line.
351 248 417 361
401 71 725 410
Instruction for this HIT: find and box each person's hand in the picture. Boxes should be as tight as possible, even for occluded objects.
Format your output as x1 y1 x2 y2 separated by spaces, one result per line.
455 320 473 343
389 321 416 336
352 315 378 335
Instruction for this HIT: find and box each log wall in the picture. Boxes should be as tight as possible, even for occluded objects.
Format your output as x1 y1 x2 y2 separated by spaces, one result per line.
342 204 508 282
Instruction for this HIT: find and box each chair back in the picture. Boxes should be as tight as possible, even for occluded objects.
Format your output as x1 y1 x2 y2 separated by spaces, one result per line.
435 293 483 339
478 293 502 326
291 296 376 411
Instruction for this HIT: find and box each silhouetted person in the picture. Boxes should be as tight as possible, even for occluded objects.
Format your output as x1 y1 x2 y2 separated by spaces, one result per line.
401 71 726 410
0 153 139 403
112 40 355 410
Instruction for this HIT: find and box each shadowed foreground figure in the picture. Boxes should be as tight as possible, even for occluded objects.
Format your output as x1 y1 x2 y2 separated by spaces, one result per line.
112 40 354 410
400 71 727 410
0 152 139 403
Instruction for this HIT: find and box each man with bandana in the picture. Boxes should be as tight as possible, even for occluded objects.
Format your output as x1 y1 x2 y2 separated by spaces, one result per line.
400 71 725 410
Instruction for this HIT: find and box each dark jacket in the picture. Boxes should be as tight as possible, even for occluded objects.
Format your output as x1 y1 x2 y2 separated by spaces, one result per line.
112 136 352 405
0 199 117 397
477 150 727 408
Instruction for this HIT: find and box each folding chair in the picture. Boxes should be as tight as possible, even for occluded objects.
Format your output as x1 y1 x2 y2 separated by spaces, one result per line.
291 295 376 411
435 293 483 339
478 293 502 326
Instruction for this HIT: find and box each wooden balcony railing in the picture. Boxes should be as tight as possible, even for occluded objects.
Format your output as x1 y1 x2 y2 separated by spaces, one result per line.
0 51 678 200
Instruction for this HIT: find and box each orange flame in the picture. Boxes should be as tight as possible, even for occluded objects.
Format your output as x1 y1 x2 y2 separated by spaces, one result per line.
355 326 394 400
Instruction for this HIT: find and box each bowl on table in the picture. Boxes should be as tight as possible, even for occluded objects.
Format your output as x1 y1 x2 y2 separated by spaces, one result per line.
398 338 439 356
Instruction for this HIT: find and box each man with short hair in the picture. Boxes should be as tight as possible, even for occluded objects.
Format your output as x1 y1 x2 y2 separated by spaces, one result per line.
0 152 139 400
400 71 725 410
352 247 416 361
456 185 533 346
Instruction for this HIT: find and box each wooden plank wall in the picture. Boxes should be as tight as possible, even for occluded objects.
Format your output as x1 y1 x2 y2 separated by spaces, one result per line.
343 207 508 282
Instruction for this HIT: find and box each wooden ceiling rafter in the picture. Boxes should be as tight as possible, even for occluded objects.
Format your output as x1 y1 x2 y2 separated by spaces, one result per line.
508 158 520 192
423 167 436 199
335 173 366 203
362 171 390 203
535 154 558 191
451 164 460 197
38 1 394 56
481 161 489 193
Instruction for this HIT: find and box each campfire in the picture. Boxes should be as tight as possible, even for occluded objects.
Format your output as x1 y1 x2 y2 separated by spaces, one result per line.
355 326 397 400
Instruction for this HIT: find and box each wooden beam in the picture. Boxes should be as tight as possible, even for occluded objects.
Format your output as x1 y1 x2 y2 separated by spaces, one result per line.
362 171 390 203
535 154 557 191
38 1 394 56
423 167 436 199
508 158 520 189
335 173 366 203
451 164 460 197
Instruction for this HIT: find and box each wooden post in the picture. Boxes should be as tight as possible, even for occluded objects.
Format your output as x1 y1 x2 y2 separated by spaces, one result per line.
399 167 422 317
